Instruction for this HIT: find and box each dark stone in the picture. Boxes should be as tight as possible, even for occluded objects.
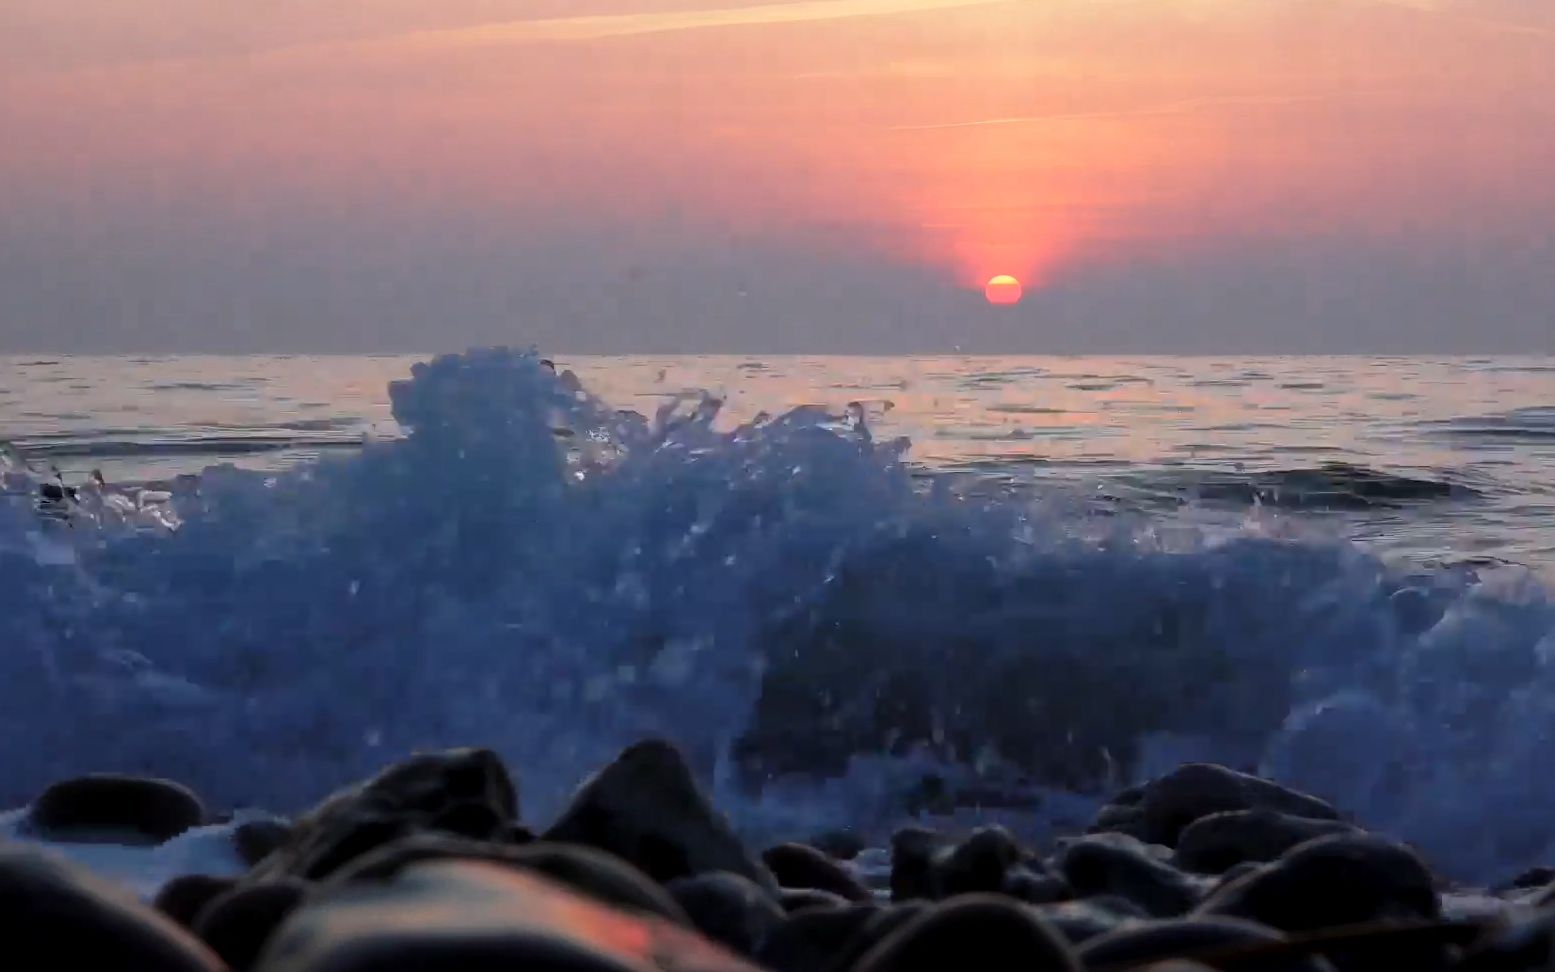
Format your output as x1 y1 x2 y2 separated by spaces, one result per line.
254 858 762 972
251 748 518 881
755 903 883 972
762 842 870 901
233 817 293 868
1003 868 1072 904
1195 833 1440 932
155 874 239 927
1077 916 1335 972
543 739 778 894
30 773 205 843
193 878 309 971
1028 899 1138 945
324 834 687 923
1453 913 1555 972
850 894 1082 972
934 825 1026 898
889 826 952 902
1095 764 1340 847
667 872 786 956
506 823 538 845
808 829 866 861
1056 833 1201 917
1175 810 1357 873
1498 866 1555 894
0 845 222 971
780 888 852 912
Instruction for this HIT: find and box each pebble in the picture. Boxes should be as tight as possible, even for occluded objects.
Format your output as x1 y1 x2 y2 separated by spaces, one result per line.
30 773 206 843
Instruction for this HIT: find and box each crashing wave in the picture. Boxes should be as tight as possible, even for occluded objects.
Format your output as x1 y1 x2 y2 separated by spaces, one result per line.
1 348 1553 882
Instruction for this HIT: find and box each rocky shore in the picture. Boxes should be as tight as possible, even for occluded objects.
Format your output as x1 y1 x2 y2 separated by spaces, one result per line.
2 741 1552 971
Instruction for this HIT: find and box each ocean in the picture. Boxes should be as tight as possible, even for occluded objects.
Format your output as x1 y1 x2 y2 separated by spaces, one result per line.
3 349 1555 881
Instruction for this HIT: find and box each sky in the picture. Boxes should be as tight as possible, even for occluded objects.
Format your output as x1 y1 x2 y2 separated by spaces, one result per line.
1 0 1552 353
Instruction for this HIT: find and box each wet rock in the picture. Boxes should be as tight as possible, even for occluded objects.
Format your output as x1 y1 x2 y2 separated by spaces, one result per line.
325 834 687 923
1056 833 1201 917
1077 916 1335 972
808 829 866 861
29 773 205 843
754 903 885 972
1030 899 1139 945
1498 866 1555 894
667 872 786 956
889 827 950 902
1175 810 1357 874
1003 868 1073 904
1195 833 1440 932
1096 764 1339 847
934 825 1027 898
156 873 240 927
1452 911 1555 972
762 842 869 901
543 739 777 894
850 894 1082 972
194 878 309 971
252 748 518 881
256 858 760 972
0 845 223 971
780 888 852 912
234 817 294 868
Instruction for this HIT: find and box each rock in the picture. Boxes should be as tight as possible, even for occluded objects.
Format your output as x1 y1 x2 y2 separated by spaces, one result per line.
1175 810 1356 874
252 748 518 881
0 845 223 971
543 739 777 894
255 858 761 972
156 874 240 927
889 827 952 902
850 894 1082 972
754 904 884 972
667 872 786 956
29 773 205 842
934 825 1026 898
194 878 309 971
1056 833 1201 917
1003 868 1072 904
1029 899 1140 945
762 843 869 901
780 888 852 912
234 817 294 868
1077 916 1335 972
324 834 687 923
808 830 866 861
1195 833 1440 932
1500 866 1555 893
1095 765 1340 847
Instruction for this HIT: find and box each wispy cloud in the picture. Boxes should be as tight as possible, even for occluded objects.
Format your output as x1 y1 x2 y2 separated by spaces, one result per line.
386 0 1010 49
1357 0 1554 39
890 93 1330 132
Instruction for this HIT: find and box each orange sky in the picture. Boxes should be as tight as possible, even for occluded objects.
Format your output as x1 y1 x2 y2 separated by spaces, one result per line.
1 0 1552 349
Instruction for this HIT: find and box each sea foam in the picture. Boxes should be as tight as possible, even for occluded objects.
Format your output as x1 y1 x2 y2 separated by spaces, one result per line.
2 348 1552 881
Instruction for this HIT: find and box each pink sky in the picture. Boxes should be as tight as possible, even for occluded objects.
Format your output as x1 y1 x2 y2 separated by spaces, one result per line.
2 0 1552 351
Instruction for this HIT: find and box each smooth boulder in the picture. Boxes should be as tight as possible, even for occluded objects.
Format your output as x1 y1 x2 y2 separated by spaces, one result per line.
1056 833 1201 917
252 748 518 881
195 878 310 971
1095 765 1340 847
668 872 785 956
543 740 777 894
255 858 761 972
1175 810 1356 874
0 845 223 972
762 843 869 902
30 773 205 843
850 894 1082 972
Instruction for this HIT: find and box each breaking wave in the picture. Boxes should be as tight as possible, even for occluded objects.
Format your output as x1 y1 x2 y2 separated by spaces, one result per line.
2 348 1553 881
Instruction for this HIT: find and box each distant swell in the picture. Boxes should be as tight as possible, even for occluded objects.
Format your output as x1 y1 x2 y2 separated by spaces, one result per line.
1 348 1552 885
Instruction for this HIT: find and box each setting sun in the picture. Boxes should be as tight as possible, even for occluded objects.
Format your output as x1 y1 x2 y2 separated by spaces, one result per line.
984 275 1023 306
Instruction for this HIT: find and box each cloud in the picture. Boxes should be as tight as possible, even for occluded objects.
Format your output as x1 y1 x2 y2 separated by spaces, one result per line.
377 0 1011 49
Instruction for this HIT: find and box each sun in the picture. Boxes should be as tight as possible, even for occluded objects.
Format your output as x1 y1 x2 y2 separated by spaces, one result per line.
984 274 1023 306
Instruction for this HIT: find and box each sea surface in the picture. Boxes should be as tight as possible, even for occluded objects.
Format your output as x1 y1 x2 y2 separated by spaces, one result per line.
3 351 1555 881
